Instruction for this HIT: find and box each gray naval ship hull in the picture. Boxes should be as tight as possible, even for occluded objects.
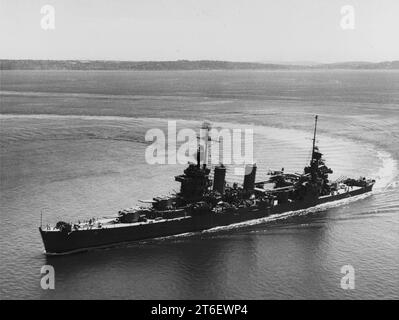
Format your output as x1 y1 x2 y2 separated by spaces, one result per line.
39 184 373 255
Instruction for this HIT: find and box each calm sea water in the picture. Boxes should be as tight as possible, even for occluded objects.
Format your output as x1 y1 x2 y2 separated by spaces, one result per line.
0 70 398 299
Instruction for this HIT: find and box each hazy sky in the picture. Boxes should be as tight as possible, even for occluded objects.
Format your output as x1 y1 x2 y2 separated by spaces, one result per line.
1 0 398 62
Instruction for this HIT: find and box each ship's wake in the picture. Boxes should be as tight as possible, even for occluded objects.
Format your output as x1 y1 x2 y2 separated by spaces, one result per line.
374 151 398 191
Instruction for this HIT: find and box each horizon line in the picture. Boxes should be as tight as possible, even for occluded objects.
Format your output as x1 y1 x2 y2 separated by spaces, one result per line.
1 58 398 64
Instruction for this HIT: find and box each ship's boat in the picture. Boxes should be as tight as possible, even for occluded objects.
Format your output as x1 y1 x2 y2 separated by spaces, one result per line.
39 116 375 255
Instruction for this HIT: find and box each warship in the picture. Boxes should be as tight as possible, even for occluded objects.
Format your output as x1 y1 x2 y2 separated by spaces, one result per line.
39 116 375 254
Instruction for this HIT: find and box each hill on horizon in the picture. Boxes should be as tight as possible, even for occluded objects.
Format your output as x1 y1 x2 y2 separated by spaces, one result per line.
1 59 398 70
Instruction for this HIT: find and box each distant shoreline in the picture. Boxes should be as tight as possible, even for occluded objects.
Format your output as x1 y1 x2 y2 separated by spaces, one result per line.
1 59 398 71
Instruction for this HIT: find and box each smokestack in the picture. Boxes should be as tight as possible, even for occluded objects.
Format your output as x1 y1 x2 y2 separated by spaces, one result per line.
243 164 257 191
213 165 226 194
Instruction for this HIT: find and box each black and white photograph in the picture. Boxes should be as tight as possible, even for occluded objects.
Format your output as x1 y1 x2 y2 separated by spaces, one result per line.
0 0 398 305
